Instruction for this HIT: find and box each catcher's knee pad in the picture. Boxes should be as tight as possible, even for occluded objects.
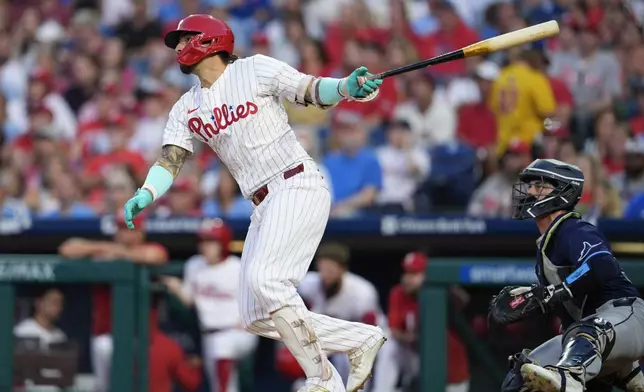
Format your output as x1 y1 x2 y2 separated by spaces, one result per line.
501 349 534 392
557 318 616 378
561 318 616 361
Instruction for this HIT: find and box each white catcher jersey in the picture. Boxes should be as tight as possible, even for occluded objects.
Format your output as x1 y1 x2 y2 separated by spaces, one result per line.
298 271 385 325
183 255 243 330
162 54 313 198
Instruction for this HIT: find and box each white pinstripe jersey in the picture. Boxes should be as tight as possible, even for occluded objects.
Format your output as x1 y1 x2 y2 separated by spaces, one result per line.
162 54 312 198
182 254 243 330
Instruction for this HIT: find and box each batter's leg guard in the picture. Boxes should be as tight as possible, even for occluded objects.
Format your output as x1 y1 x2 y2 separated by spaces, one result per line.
271 306 333 382
556 317 616 383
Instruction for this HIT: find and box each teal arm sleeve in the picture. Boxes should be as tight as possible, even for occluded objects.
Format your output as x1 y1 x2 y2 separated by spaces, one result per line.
142 165 175 201
317 77 346 105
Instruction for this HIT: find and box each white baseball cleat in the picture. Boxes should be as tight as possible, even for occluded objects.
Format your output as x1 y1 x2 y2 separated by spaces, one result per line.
346 336 387 392
521 363 584 392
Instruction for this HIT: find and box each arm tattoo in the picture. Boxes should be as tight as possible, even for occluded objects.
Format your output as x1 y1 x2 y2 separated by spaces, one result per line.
155 145 191 178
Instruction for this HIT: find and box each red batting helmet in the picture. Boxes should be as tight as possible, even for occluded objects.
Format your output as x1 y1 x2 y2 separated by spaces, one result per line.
197 218 233 257
164 14 235 67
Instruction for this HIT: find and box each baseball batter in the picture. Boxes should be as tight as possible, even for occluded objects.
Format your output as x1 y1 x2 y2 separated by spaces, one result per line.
162 219 258 392
123 14 386 392
492 159 644 392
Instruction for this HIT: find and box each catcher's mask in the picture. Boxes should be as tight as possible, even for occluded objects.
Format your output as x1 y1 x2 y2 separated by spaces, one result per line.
512 158 584 220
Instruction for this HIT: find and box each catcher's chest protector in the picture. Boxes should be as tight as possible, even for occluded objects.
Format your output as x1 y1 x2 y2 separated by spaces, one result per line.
536 212 584 321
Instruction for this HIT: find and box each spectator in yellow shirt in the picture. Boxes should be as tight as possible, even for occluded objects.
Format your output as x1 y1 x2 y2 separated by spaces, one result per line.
490 48 556 156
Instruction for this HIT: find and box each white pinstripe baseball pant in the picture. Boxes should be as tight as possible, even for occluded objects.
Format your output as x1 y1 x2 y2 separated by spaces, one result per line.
239 160 383 391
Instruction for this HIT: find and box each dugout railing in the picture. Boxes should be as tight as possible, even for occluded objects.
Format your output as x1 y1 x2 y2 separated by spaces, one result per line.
2 256 644 392
0 255 155 392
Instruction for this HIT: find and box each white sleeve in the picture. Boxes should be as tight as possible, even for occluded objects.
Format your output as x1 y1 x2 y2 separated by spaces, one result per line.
162 99 194 153
357 284 380 317
432 103 457 144
297 272 319 300
13 320 28 336
253 54 313 104
53 329 67 342
181 256 200 298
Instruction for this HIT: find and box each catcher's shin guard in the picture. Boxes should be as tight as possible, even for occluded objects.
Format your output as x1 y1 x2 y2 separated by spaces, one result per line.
555 318 615 382
502 349 534 392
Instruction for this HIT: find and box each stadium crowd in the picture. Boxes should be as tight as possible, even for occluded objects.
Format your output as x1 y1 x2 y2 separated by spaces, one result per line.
0 0 643 222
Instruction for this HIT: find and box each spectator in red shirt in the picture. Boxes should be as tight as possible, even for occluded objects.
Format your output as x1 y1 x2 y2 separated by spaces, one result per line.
323 1 389 70
11 105 65 178
81 115 147 193
148 322 202 392
17 68 78 141
372 252 470 392
58 215 168 392
337 40 398 127
405 2 479 78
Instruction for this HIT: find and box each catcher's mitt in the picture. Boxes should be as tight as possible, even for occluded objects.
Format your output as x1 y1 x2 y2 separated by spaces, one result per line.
489 285 548 325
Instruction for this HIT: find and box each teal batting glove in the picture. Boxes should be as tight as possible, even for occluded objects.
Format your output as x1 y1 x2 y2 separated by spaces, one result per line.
123 189 153 229
344 66 383 99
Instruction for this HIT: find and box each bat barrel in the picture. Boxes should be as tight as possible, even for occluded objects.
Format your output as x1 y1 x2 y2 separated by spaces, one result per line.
462 20 560 58
366 20 560 81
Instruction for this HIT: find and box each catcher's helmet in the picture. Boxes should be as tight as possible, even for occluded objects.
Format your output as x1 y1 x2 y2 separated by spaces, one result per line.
512 158 584 220
197 218 233 257
164 14 235 67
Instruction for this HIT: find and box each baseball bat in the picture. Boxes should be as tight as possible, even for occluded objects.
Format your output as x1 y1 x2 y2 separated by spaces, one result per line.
364 20 560 81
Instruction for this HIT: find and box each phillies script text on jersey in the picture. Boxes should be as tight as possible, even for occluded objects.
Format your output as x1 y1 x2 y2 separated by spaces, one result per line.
162 54 310 198
188 101 259 141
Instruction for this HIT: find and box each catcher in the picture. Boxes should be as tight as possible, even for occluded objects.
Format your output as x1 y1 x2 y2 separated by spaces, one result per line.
489 159 644 392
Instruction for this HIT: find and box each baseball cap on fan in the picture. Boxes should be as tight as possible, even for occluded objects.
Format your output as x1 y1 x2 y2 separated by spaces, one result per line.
402 252 427 273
